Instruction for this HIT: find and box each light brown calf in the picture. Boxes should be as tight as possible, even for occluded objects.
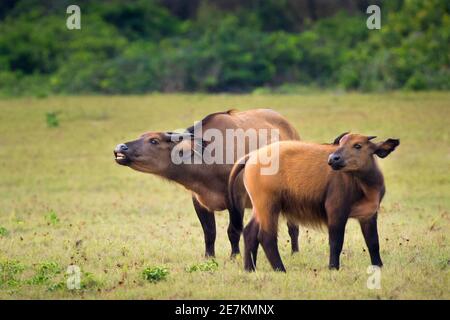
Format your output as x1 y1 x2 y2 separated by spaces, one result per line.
229 133 399 271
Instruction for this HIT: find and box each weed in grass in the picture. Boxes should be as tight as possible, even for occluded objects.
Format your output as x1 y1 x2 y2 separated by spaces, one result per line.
186 259 219 273
46 211 59 225
47 281 65 292
80 271 102 290
0 226 9 237
0 260 25 287
45 111 60 128
28 261 61 285
142 266 169 283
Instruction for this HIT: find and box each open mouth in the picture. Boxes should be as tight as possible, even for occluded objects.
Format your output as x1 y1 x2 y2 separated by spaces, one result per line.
114 151 131 165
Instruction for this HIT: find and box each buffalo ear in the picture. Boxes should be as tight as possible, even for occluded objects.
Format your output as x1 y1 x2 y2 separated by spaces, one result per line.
333 132 350 145
374 139 400 158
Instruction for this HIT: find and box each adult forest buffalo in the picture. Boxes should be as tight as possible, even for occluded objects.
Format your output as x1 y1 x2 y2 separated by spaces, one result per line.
114 109 300 257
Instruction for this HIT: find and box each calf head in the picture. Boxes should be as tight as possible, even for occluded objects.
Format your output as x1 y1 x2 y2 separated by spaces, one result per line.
328 133 399 172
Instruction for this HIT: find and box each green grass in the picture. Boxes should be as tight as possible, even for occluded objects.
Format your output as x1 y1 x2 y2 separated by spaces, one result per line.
0 92 449 299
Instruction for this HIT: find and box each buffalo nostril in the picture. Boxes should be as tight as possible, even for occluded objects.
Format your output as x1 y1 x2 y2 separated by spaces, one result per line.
328 153 341 165
115 143 128 152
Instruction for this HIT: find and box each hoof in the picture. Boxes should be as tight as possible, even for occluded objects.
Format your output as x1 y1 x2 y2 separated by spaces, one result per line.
328 265 340 270
230 251 240 259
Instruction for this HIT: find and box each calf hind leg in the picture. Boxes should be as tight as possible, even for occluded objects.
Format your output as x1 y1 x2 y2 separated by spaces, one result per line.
258 229 286 272
258 210 286 272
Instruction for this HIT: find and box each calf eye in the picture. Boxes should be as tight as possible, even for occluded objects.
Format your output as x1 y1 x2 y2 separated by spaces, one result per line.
354 144 362 149
149 138 159 145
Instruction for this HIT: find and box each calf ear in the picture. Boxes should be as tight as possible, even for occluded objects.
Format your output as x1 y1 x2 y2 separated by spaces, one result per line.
374 139 400 158
333 132 350 145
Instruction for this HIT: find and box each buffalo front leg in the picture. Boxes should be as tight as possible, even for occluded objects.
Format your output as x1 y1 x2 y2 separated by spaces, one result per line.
359 213 383 267
192 196 216 257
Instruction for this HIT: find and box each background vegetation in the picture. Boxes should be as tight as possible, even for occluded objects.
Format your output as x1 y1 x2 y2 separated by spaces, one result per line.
0 93 449 299
0 0 448 96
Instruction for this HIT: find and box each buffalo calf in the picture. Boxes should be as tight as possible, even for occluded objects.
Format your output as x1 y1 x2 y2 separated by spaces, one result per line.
229 133 399 271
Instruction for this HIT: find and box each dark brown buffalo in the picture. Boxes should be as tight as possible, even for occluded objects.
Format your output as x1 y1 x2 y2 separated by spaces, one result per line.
229 133 399 271
114 109 300 257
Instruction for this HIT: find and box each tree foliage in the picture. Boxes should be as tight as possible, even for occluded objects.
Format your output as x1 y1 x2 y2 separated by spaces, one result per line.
0 0 448 95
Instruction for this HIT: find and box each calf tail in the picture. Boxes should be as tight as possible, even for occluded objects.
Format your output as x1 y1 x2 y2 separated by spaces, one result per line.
227 154 250 233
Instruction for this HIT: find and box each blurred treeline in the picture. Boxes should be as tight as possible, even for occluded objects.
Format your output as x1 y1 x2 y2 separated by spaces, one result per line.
0 0 448 96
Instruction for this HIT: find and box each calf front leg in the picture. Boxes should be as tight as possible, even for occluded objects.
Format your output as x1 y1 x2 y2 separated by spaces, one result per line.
287 222 299 253
359 213 383 267
328 222 346 270
326 207 349 270
192 196 216 257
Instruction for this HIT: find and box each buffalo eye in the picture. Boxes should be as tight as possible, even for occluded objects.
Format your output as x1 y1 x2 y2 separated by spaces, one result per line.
149 138 159 145
354 143 362 149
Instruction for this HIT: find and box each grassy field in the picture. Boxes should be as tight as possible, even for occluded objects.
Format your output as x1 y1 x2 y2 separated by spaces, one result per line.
0 92 449 299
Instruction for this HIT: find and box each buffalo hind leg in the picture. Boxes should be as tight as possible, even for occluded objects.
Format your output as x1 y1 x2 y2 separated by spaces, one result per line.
287 222 299 253
192 196 216 257
227 206 244 257
243 217 260 271
359 213 383 267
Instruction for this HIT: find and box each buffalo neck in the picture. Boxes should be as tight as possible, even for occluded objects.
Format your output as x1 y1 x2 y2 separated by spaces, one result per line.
161 161 216 194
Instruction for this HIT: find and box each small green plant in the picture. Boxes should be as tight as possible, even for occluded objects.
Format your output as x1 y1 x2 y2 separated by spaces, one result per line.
46 210 59 225
80 271 101 289
28 261 61 285
0 259 25 287
0 226 9 237
436 256 449 270
186 259 219 273
45 112 59 128
142 266 169 283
